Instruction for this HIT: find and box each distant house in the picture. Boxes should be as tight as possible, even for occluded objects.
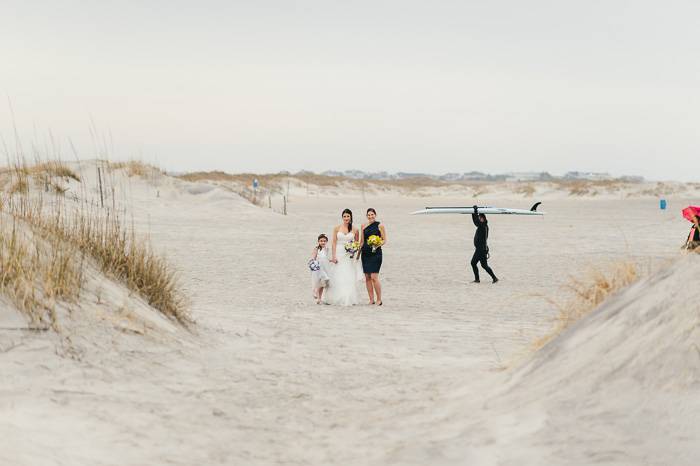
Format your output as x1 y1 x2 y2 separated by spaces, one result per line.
564 172 613 181
365 171 390 180
619 175 645 183
505 172 542 182
439 173 463 181
343 170 366 179
394 172 436 179
293 169 639 183
462 171 488 181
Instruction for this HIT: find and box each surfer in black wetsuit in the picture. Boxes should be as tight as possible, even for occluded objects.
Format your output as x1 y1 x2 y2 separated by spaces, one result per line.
471 205 498 284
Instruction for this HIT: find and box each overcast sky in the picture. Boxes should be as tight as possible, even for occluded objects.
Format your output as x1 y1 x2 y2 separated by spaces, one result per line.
2 1 699 181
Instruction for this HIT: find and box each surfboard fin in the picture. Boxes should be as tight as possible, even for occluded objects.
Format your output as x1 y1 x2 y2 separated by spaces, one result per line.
530 202 542 212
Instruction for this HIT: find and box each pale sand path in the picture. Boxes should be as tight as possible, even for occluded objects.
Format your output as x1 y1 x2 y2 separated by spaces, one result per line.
1 179 694 465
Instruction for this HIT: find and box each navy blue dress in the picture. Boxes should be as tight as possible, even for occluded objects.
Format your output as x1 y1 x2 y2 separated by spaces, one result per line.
361 221 383 274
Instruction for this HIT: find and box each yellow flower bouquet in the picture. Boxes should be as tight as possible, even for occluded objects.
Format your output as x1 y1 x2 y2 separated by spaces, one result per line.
344 240 359 255
367 235 382 252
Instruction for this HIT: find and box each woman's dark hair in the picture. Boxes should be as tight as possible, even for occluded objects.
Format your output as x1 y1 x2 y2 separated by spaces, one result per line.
342 208 353 233
317 233 328 249
367 207 376 215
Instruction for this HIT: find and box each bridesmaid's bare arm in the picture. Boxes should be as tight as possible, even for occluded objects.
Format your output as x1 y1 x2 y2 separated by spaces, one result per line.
359 223 369 259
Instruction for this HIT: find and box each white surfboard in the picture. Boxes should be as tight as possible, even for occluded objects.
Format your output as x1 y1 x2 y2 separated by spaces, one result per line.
410 202 545 216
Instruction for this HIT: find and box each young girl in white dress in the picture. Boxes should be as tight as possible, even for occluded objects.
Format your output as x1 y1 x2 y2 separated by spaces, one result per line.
311 234 331 304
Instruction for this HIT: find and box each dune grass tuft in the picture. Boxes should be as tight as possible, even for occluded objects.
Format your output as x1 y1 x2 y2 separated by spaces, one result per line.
526 259 646 355
513 183 536 197
30 162 81 182
7 178 29 195
66 206 189 323
109 160 161 179
0 157 190 327
0 211 84 327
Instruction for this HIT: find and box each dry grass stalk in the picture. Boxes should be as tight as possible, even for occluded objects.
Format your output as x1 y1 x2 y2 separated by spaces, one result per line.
49 180 68 194
2 161 79 199
567 181 597 197
29 162 81 182
0 162 80 181
7 178 28 195
514 183 536 197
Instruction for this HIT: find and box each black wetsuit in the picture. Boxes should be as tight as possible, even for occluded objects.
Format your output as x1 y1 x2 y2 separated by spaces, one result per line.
471 212 497 281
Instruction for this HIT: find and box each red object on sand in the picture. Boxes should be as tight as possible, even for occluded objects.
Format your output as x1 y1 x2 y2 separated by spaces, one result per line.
682 206 700 222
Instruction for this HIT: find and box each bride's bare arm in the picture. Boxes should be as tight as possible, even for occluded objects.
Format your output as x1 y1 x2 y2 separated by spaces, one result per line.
331 226 339 263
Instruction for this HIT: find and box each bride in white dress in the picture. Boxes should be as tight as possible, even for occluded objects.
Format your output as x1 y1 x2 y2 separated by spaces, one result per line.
323 208 363 306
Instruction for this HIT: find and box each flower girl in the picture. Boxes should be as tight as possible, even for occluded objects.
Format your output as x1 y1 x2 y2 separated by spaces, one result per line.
310 234 332 304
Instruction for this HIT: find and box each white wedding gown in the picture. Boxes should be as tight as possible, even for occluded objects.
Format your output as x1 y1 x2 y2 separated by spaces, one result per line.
322 232 364 306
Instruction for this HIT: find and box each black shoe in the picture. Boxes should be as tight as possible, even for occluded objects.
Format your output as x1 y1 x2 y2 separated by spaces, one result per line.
492 278 499 284
471 279 480 283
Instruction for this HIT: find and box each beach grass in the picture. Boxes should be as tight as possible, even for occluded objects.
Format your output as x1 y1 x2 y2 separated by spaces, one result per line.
524 258 646 356
0 156 190 327
109 159 162 179
0 210 84 327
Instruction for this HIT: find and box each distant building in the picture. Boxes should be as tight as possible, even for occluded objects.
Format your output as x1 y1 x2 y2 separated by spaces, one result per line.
564 172 613 181
343 170 366 179
438 173 458 181
395 172 436 179
619 175 645 183
289 169 639 183
505 172 543 182
365 171 390 180
462 171 488 181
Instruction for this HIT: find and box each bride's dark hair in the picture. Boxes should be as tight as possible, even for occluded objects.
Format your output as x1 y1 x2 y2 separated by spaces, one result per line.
342 208 353 233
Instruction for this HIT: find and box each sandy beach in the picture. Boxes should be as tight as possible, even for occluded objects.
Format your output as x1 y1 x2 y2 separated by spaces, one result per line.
1 163 699 465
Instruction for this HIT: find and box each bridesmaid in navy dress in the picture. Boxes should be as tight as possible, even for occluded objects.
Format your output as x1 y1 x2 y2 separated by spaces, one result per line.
357 208 387 305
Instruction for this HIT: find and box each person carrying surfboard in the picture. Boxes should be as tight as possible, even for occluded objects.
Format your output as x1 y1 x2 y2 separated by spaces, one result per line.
471 205 498 284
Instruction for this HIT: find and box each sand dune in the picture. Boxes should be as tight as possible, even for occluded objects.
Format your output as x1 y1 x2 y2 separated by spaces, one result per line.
398 253 700 465
1 161 698 465
184 171 700 205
